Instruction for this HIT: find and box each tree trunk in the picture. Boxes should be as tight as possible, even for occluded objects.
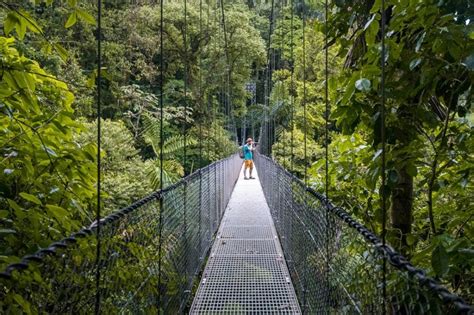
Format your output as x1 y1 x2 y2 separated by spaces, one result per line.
390 166 413 253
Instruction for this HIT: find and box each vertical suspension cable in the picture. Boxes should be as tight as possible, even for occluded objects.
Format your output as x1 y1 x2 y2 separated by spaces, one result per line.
214 1 222 158
279 0 285 167
301 1 309 312
324 0 330 311
157 0 165 309
213 95 218 227
263 69 268 154
271 35 276 156
224 17 236 145
324 2 330 201
183 0 188 173
220 77 224 153
267 0 275 155
290 0 294 172
220 0 232 144
381 0 387 312
94 0 102 313
302 0 307 186
181 0 189 307
287 0 296 300
218 1 224 152
197 0 203 265
207 0 216 247
215 2 223 212
198 0 204 167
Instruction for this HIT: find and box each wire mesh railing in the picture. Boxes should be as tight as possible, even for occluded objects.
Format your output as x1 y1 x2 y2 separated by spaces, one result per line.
255 153 473 314
0 154 241 314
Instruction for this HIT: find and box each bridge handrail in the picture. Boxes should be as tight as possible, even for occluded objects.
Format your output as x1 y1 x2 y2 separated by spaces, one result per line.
0 153 239 279
256 152 473 313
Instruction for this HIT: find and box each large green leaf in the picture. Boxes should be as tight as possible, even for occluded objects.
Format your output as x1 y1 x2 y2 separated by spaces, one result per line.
76 9 96 25
65 12 77 28
19 193 42 205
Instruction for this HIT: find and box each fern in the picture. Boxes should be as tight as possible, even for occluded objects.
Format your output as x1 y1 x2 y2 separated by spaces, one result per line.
162 134 197 156
147 159 184 189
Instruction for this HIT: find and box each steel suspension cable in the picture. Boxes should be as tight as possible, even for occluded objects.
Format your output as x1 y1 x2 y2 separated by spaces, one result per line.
214 1 223 157
267 0 275 155
157 0 165 309
290 0 294 172
218 2 224 144
182 0 189 308
381 0 387 312
205 0 212 240
199 0 204 166
272 2 280 157
197 0 203 266
183 0 188 172
324 0 331 312
288 1 297 300
270 18 277 157
285 4 296 284
279 0 285 166
285 2 308 311
302 0 307 185
324 3 330 202
301 1 310 311
219 0 232 143
94 0 102 313
205 88 209 162
263 69 268 153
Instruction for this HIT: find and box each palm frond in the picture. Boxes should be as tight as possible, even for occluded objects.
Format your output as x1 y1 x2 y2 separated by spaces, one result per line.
142 115 163 151
147 159 184 190
163 135 198 156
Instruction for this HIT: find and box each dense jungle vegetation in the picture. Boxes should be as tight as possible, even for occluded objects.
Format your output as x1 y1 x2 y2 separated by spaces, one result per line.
270 0 473 302
0 0 472 307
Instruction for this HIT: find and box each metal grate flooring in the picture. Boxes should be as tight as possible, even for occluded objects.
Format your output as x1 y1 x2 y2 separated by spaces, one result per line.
190 166 301 314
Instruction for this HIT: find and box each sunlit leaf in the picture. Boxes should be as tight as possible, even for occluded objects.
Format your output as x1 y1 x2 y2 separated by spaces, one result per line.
19 192 42 205
53 43 69 61
65 12 77 28
76 8 96 25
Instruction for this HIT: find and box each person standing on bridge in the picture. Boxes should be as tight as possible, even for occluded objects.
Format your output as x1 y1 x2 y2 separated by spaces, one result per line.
243 137 256 180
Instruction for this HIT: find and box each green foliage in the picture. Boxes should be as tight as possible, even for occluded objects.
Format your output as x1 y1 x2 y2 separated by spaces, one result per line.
274 128 323 178
0 37 97 267
142 114 196 187
0 0 257 270
2 0 471 310
268 0 473 302
0 1 261 312
325 0 473 298
75 119 152 213
3 9 42 40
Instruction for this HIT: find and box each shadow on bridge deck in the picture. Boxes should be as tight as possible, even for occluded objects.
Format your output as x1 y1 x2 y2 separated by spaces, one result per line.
190 165 301 314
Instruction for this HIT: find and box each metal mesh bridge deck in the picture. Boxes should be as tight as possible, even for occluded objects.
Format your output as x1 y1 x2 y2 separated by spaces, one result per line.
190 166 301 314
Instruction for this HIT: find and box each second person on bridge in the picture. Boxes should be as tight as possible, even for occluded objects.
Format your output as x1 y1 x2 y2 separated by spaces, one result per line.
243 137 256 180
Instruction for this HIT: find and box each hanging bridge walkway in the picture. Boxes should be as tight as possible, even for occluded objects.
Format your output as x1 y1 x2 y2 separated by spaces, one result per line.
1 153 472 314
190 166 300 313
1 0 472 312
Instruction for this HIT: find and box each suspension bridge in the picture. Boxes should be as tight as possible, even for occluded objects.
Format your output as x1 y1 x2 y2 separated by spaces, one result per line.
0 0 472 314
0 151 472 313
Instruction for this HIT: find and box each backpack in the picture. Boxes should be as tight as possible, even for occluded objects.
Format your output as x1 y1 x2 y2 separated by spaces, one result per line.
239 146 244 159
